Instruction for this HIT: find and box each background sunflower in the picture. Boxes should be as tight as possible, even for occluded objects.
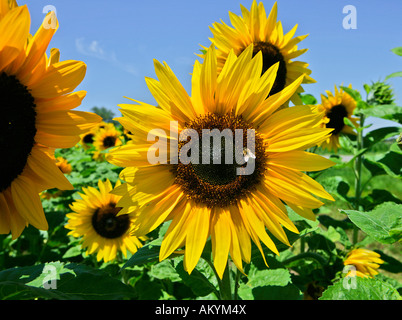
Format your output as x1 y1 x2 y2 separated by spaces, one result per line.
344 248 384 278
92 124 123 161
317 85 359 152
205 0 315 106
65 179 144 263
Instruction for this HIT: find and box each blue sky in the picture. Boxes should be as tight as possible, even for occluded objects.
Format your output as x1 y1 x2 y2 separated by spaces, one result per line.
20 0 402 129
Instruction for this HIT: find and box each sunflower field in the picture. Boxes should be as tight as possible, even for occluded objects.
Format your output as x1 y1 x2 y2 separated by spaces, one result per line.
0 0 401 305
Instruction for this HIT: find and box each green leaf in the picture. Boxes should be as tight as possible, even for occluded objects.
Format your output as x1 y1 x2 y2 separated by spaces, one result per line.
299 93 317 105
0 262 137 300
385 71 402 81
175 260 217 297
320 277 401 300
391 47 402 56
341 202 402 244
363 126 402 149
360 104 402 124
362 142 402 179
148 260 181 282
121 238 163 268
238 266 301 300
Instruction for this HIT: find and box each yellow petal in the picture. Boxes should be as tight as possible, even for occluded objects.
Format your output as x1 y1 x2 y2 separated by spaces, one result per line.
184 205 211 274
11 175 48 230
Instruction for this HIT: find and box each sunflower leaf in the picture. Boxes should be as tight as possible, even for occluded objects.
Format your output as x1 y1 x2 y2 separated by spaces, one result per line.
319 277 401 300
391 47 402 56
0 262 137 300
341 202 402 244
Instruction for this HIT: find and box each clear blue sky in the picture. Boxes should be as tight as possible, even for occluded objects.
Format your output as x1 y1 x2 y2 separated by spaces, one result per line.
20 0 402 129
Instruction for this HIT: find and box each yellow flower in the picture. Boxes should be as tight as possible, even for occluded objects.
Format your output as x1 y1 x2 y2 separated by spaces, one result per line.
344 248 384 278
107 44 334 278
92 125 123 161
206 0 315 106
80 121 115 149
65 179 144 263
56 156 72 174
0 1 101 238
318 85 358 152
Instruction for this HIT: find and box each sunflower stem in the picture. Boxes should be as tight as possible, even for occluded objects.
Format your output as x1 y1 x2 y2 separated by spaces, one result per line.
218 261 233 300
281 252 328 268
353 113 365 244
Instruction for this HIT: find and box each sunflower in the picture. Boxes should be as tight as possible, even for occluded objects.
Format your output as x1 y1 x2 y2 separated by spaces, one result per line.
205 0 315 106
56 156 72 174
107 44 335 278
317 85 358 152
80 121 115 149
65 179 144 263
0 1 101 238
92 125 123 161
344 248 384 278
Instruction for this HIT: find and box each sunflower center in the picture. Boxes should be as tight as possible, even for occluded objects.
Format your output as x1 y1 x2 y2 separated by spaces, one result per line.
83 133 94 144
174 113 267 207
326 104 348 135
252 41 287 96
91 203 130 239
103 136 117 148
0 73 37 192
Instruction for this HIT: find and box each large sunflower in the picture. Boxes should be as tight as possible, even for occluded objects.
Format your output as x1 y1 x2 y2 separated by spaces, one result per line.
0 1 101 238
318 85 358 152
65 179 144 263
206 0 315 106
107 44 335 278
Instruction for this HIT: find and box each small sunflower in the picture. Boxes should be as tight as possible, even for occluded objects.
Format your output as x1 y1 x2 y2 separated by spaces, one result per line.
56 156 72 174
65 179 144 263
93 125 123 161
107 44 335 278
344 248 384 278
80 121 115 149
318 85 358 152
206 0 315 106
0 1 101 238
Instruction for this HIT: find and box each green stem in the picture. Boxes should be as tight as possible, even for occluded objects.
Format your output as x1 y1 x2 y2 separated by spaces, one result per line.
233 268 241 301
281 252 328 268
353 113 365 244
207 259 233 300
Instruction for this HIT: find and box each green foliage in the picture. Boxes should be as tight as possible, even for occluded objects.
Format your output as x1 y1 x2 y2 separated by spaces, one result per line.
342 203 402 244
320 277 401 300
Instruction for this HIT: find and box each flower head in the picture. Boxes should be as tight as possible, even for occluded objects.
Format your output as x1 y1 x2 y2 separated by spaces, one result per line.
205 0 315 106
317 85 358 152
344 248 384 278
107 44 334 278
0 1 101 238
66 179 143 263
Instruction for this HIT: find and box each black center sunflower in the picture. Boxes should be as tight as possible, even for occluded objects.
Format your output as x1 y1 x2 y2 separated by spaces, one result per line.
0 72 36 192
